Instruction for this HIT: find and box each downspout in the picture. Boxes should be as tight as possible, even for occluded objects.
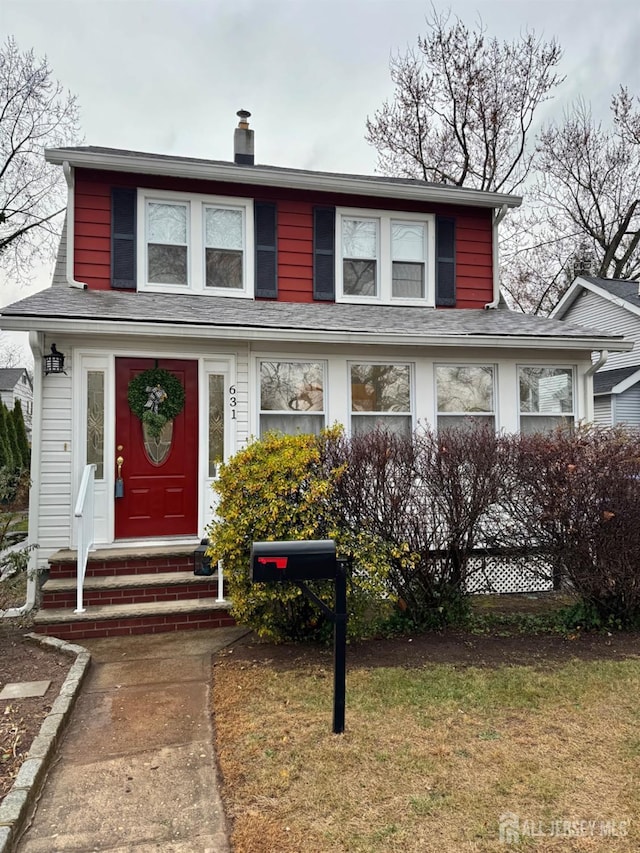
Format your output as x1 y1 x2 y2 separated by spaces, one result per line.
484 203 509 310
584 350 608 424
62 161 88 290
1 332 44 618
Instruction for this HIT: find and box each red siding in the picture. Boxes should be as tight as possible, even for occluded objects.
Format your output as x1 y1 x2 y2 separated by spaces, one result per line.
275 199 313 303
74 169 495 307
75 176 111 290
454 212 493 308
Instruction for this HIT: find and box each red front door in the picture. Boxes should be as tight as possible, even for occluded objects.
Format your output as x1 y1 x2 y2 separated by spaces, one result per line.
115 358 198 539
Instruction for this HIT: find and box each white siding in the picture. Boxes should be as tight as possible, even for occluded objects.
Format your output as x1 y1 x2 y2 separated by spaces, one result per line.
563 290 640 370
37 371 73 555
235 349 250 448
593 396 612 427
613 386 640 426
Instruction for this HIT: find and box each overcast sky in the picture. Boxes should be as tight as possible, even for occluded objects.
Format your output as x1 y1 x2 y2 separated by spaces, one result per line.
2 0 640 358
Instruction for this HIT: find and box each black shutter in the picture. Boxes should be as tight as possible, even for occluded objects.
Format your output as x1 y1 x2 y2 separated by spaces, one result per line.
255 202 277 298
111 188 137 290
313 206 335 301
435 216 456 307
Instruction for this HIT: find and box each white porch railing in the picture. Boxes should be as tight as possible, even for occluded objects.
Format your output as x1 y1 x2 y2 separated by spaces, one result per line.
74 464 97 613
216 559 225 602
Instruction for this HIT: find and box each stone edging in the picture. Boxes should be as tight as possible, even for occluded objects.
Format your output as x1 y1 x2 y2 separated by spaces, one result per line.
0 634 91 853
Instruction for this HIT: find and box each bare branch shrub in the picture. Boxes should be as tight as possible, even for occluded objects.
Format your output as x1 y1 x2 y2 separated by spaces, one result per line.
326 425 508 625
501 427 640 626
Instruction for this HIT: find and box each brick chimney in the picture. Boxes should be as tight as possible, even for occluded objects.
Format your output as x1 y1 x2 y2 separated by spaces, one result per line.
234 109 254 165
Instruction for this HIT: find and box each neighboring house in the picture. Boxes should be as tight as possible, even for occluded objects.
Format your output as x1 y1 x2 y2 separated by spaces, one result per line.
0 367 33 437
0 114 631 637
552 276 640 427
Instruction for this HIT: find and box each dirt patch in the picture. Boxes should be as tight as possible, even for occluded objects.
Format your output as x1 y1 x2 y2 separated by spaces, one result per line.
0 622 72 800
223 625 640 672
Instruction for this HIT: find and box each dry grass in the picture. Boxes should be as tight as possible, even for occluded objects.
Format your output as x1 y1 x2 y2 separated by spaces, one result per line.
212 652 640 852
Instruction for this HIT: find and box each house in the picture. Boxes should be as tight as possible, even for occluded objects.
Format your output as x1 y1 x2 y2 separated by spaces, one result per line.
0 112 632 637
0 367 33 437
552 276 640 427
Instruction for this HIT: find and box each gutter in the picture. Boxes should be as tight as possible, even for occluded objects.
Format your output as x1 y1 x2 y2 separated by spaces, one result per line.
485 204 509 309
0 314 633 353
584 350 608 423
62 162 88 290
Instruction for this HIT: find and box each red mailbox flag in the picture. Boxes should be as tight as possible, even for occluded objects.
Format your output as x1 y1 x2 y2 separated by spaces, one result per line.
258 556 288 570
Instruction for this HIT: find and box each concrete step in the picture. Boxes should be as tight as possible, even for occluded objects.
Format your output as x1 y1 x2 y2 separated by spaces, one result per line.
47 544 202 579
40 571 220 608
33 597 234 640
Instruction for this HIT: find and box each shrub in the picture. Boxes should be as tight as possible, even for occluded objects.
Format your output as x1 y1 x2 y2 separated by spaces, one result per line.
325 424 508 628
0 467 32 616
503 427 640 628
207 428 389 642
210 423 640 637
12 401 30 470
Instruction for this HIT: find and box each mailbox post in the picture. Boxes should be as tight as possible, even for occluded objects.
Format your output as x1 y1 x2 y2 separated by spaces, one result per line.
250 539 347 734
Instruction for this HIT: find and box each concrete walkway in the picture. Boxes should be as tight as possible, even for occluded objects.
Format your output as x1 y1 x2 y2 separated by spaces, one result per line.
17 627 248 853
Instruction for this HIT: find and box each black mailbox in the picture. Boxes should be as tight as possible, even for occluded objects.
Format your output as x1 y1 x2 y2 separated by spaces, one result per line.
251 539 337 582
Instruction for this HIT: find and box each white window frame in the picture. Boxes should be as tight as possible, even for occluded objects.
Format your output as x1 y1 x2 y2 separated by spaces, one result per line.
258 358 327 437
137 189 254 297
348 361 414 436
517 365 576 433
200 357 236 533
336 207 435 306
435 363 498 430
144 198 190 288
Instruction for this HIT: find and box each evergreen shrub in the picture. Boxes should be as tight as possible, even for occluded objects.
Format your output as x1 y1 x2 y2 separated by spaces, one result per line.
207 428 390 642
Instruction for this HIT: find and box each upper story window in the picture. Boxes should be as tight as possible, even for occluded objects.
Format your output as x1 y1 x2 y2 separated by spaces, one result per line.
337 208 435 306
436 365 496 431
205 207 244 289
139 190 253 297
147 202 189 285
519 366 574 434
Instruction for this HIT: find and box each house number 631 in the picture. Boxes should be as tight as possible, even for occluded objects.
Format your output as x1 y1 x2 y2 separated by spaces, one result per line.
229 385 237 420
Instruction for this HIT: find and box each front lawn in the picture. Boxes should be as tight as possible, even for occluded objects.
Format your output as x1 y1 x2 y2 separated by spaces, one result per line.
212 630 639 852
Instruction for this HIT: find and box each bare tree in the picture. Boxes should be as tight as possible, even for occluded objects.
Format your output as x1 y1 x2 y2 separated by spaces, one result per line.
499 207 593 314
0 37 81 282
612 86 640 145
0 333 28 368
534 99 640 285
365 7 564 193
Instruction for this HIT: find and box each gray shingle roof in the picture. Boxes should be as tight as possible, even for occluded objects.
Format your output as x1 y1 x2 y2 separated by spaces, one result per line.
0 368 27 391
593 365 640 394
0 287 627 344
581 276 640 310
48 146 503 197
45 146 521 209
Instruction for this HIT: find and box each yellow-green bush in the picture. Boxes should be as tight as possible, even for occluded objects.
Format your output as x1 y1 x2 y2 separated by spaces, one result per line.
207 428 391 642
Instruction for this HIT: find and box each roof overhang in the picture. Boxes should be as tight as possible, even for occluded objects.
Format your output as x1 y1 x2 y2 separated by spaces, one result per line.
1 313 632 353
552 276 640 321
45 147 522 210
594 367 640 396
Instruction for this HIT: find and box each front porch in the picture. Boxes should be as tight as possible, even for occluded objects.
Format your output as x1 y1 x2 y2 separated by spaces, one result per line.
34 543 234 640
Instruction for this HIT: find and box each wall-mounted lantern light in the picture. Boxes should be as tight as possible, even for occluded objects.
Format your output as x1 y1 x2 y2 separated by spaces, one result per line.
44 343 65 375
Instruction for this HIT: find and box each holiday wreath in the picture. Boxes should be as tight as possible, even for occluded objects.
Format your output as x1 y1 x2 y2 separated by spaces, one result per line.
128 367 185 440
